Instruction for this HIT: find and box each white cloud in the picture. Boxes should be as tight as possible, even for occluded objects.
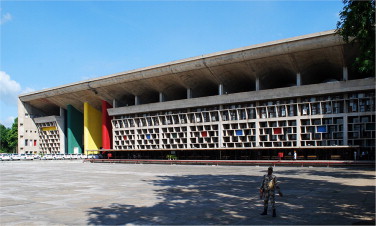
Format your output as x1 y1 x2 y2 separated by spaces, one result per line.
0 71 34 128
0 71 21 105
0 10 12 25
20 87 35 94
0 71 34 104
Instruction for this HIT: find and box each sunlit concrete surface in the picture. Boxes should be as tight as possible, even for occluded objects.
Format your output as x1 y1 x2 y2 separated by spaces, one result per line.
0 161 374 225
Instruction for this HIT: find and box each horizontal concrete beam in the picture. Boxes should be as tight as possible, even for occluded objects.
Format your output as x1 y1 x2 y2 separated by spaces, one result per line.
34 115 62 123
108 78 375 116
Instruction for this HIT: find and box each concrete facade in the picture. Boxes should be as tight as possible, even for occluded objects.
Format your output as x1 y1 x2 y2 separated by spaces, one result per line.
18 30 375 158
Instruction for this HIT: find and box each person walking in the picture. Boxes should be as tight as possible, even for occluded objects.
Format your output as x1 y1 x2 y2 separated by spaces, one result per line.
259 166 283 217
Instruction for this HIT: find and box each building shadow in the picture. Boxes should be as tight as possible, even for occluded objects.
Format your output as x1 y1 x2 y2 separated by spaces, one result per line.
86 172 375 225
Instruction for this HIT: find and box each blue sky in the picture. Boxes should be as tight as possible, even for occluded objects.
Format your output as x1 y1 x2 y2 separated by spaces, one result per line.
1 0 344 128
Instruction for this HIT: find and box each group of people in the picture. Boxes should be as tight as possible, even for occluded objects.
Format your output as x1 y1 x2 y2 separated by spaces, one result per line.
354 151 369 160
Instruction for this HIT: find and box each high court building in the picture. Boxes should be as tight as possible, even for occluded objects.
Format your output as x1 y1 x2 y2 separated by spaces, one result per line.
18 30 375 160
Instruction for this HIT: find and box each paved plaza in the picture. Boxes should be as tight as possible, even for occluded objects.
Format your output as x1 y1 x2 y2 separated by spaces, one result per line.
0 161 375 225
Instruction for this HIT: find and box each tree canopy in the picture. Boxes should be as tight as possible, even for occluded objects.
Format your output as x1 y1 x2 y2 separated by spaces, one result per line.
0 118 18 153
336 0 375 76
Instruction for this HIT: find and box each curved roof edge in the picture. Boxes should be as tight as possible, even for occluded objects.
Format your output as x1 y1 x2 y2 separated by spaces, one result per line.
19 30 340 100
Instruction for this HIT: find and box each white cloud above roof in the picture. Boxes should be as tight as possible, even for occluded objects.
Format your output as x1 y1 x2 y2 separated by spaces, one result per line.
0 10 12 25
0 71 21 105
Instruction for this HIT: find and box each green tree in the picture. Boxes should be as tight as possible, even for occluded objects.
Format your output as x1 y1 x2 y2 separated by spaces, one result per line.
0 118 18 153
0 124 10 153
8 118 18 153
336 0 375 75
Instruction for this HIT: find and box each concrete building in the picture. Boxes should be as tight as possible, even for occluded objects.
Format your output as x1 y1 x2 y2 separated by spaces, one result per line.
18 30 375 160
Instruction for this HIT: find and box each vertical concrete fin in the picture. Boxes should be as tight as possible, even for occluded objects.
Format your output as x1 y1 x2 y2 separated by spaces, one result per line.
102 100 112 149
84 102 102 154
67 105 83 154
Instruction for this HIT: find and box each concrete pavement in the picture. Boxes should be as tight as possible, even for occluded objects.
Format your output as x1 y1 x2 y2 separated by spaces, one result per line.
0 161 375 225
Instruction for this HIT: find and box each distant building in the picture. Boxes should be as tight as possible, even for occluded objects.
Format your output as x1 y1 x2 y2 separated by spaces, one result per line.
18 30 375 160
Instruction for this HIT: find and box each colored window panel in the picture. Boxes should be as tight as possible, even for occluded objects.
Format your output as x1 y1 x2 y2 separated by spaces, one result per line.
42 126 57 131
146 134 151 139
273 128 283 135
317 126 327 133
201 131 208 137
123 135 127 140
235 130 243 136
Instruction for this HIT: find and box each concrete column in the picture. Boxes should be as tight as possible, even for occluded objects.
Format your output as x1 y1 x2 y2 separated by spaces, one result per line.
297 73 301 86
343 116 348 145
296 98 302 147
159 125 163 149
59 107 65 117
255 101 260 147
159 92 165 102
343 67 348 81
296 118 301 147
112 99 117 108
344 93 349 113
256 77 260 91
255 119 260 148
135 96 140 105
297 97 302 116
187 88 192 99
58 107 66 154
218 84 224 95
186 123 191 149
218 105 223 148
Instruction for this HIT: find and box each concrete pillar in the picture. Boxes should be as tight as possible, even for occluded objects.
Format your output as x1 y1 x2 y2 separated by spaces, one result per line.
343 116 348 145
255 101 260 147
218 84 224 95
159 92 165 102
135 96 140 105
58 107 67 154
297 97 302 116
296 118 301 147
112 99 117 108
343 67 348 81
186 122 191 148
297 73 301 86
59 107 65 117
296 97 302 147
255 120 260 148
256 77 260 91
159 125 163 149
218 104 223 148
187 88 192 99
